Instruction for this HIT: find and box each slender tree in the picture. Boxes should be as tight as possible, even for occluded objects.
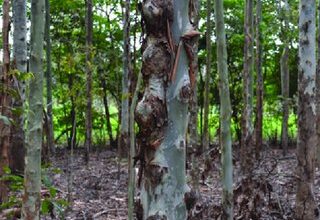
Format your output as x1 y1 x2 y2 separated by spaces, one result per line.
119 0 130 157
214 0 233 218
295 0 318 218
85 0 93 162
280 0 290 156
135 1 198 219
22 0 45 218
203 0 212 152
240 0 254 175
255 0 263 158
316 0 320 167
45 0 55 154
11 0 27 173
0 0 11 203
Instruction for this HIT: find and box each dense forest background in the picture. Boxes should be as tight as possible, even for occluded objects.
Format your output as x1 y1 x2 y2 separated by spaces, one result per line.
0 0 319 219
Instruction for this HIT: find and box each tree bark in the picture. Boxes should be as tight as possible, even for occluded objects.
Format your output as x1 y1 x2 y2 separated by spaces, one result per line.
22 0 45 218
316 0 320 167
214 0 233 218
85 0 93 162
295 0 318 219
203 0 212 152
10 0 27 174
255 0 263 159
280 0 290 156
0 0 11 203
135 1 197 219
240 0 254 175
119 0 131 157
45 0 55 155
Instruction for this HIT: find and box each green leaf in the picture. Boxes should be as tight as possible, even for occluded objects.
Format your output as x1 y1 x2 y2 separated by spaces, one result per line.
41 199 51 214
0 115 12 125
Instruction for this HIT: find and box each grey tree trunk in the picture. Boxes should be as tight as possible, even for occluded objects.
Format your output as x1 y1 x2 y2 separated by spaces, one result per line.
0 0 11 203
255 0 263 159
280 0 290 156
11 0 27 174
22 0 45 218
214 0 233 218
85 0 93 162
240 0 254 175
316 0 320 167
295 0 318 219
135 1 197 219
119 0 130 157
45 0 55 154
203 0 212 152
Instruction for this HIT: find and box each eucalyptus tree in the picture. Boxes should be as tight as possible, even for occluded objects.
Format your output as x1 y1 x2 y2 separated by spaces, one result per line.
0 0 11 203
214 0 233 218
135 0 198 219
317 0 320 167
295 0 318 218
85 0 93 162
202 0 212 152
241 0 254 175
255 0 263 158
45 0 55 154
22 0 45 218
119 0 131 157
11 0 27 173
280 0 290 156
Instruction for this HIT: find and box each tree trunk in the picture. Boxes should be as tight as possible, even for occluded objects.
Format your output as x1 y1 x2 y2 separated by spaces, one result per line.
188 0 200 191
98 70 115 147
203 0 212 152
255 0 263 159
214 0 233 218
316 0 320 167
119 0 130 158
85 0 93 162
11 0 27 174
135 1 197 219
22 0 45 218
0 0 11 203
128 72 142 220
280 0 290 156
45 0 55 155
295 0 318 219
240 0 254 175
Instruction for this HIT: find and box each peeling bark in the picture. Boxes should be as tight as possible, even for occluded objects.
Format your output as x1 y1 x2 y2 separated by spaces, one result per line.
295 0 318 219
135 1 196 219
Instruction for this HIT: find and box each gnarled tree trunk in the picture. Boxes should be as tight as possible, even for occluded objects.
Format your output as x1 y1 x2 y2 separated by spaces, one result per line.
135 1 197 219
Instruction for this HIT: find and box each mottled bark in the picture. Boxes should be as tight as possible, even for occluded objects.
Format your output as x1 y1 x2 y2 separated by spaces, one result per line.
203 0 212 152
255 0 263 159
45 0 55 154
135 1 196 219
22 0 45 218
85 0 93 162
240 0 254 175
188 0 200 191
295 0 318 219
0 0 11 203
280 0 290 156
119 0 131 157
214 0 233 218
10 0 27 174
316 0 320 167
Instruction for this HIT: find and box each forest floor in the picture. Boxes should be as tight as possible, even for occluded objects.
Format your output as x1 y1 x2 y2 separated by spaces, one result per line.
39 146 319 219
